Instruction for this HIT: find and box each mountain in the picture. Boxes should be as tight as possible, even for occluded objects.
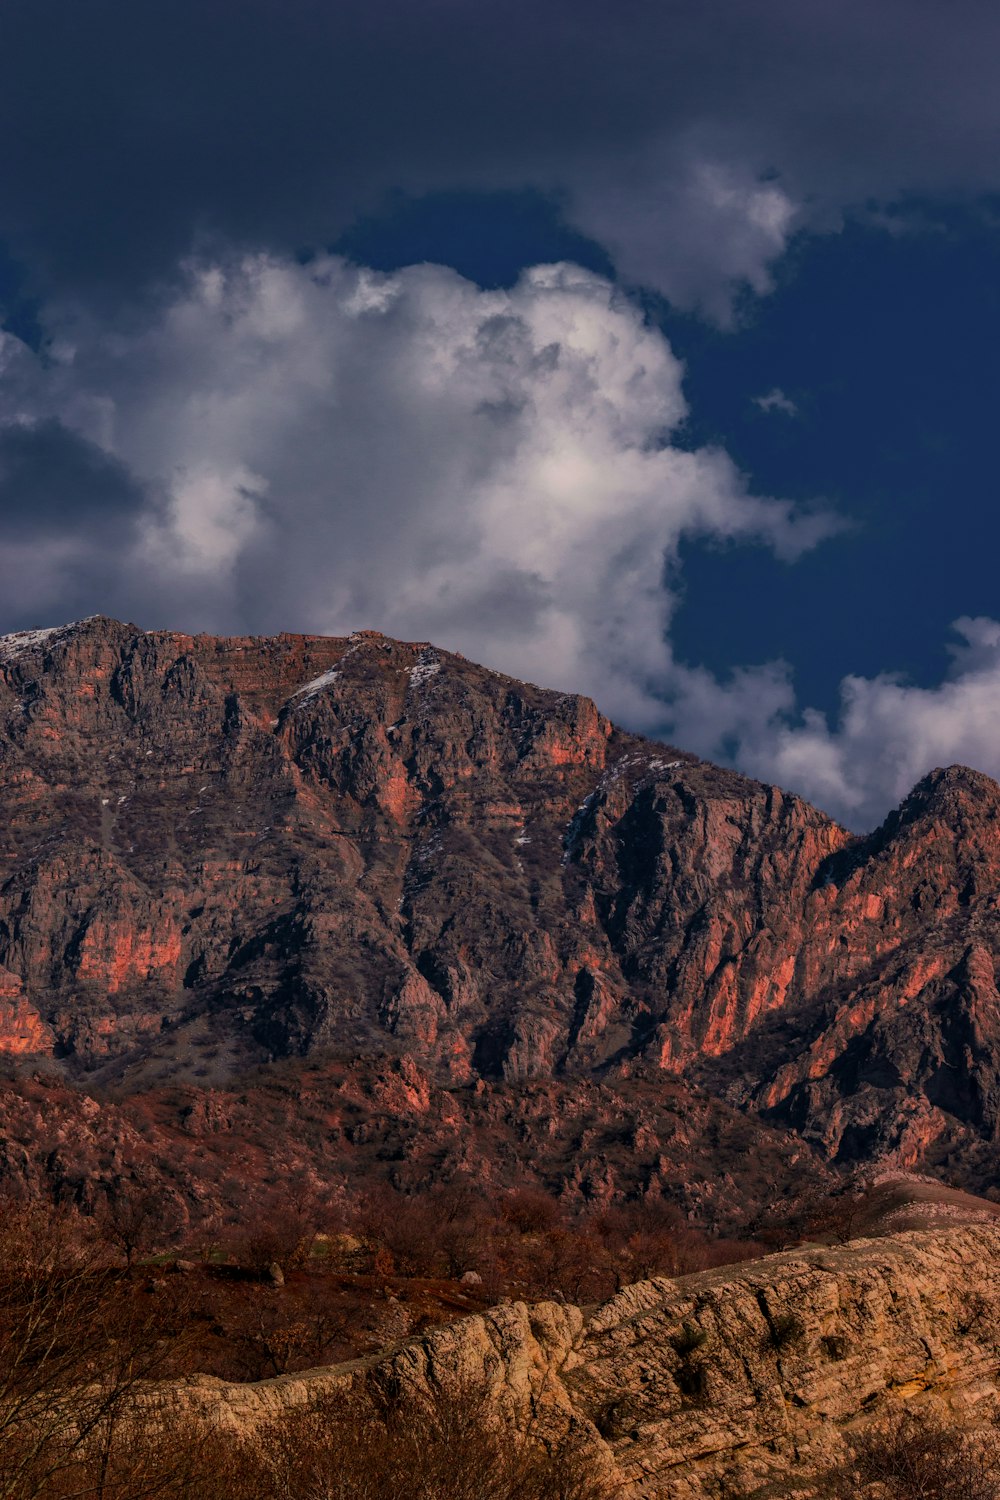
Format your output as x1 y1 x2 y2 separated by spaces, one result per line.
0 615 999 1222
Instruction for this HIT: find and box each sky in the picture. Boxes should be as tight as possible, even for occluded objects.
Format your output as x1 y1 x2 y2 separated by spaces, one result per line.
2 1 1000 829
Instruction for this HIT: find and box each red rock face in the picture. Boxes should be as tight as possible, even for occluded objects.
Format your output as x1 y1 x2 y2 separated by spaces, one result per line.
0 616 998 1213
702 766 1000 1170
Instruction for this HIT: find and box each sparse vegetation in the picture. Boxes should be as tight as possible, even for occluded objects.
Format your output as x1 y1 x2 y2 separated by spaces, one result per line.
0 1172 765 1496
766 1310 805 1351
0 1227 610 1500
1 1380 611 1500
957 1290 993 1337
0 1203 192 1499
669 1317 711 1402
2 1188 999 1500
0 1180 758 1392
672 1320 709 1357
842 1409 1000 1499
227 1382 609 1500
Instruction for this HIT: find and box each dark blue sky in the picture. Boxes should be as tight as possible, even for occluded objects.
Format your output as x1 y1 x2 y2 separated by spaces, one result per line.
669 209 1000 718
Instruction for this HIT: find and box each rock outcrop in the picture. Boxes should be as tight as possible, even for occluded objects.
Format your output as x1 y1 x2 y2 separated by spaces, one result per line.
173 1222 1000 1497
2 617 1000 1212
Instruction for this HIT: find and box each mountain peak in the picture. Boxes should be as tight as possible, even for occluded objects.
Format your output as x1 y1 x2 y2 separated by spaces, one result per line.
909 761 1000 799
889 762 1000 833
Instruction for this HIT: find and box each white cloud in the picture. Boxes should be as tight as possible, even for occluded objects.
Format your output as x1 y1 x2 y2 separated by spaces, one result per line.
726 617 1000 829
0 253 836 734
569 154 798 322
5 253 1000 832
753 387 798 416
144 464 267 577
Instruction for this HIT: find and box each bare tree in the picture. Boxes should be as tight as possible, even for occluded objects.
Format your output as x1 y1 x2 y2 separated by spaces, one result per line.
0 1200 181 1500
96 1178 178 1270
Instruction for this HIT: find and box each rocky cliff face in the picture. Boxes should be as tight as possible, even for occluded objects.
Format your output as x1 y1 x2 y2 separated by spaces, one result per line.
1 616 1000 1213
175 1221 1000 1498
698 765 1000 1173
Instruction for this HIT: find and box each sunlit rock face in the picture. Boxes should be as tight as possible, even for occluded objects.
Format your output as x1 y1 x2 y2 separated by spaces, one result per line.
1 616 1000 1206
172 1220 1000 1499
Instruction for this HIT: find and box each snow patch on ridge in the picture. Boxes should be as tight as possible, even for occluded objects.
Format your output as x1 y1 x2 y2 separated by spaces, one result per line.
0 620 85 663
408 650 441 690
293 634 387 704
294 666 341 701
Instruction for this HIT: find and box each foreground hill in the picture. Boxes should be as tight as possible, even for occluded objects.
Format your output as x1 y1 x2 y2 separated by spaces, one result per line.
1 616 1000 1218
174 1217 1000 1498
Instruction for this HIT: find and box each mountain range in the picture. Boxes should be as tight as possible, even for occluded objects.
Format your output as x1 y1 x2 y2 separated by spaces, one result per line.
1 615 998 1227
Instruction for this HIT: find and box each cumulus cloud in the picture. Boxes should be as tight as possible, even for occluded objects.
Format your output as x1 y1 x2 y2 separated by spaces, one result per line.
5 252 1000 831
0 250 835 715
556 613 1000 832
727 618 1000 829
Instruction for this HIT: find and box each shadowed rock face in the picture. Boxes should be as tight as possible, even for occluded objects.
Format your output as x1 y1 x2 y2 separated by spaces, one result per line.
1 616 1000 1210
699 765 1000 1171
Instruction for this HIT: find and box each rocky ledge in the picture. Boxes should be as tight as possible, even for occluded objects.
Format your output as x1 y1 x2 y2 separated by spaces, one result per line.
175 1222 1000 1497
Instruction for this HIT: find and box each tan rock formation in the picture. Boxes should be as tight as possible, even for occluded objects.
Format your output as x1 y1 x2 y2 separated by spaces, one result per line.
173 1224 1000 1498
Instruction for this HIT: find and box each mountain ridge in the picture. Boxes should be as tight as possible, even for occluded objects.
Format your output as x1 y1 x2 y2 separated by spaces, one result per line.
0 617 998 1223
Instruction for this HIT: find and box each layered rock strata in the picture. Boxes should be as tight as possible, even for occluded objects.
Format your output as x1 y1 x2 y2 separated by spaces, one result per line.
177 1223 1000 1498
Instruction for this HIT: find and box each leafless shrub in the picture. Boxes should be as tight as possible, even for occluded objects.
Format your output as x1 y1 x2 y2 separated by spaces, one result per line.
766 1310 805 1351
0 1200 184 1500
957 1291 993 1338
40 1405 229 1500
843 1409 1000 1500
500 1188 563 1236
230 1379 610 1500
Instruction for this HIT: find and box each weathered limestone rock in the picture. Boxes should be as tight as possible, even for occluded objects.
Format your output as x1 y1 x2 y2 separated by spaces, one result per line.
173 1224 1000 1498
